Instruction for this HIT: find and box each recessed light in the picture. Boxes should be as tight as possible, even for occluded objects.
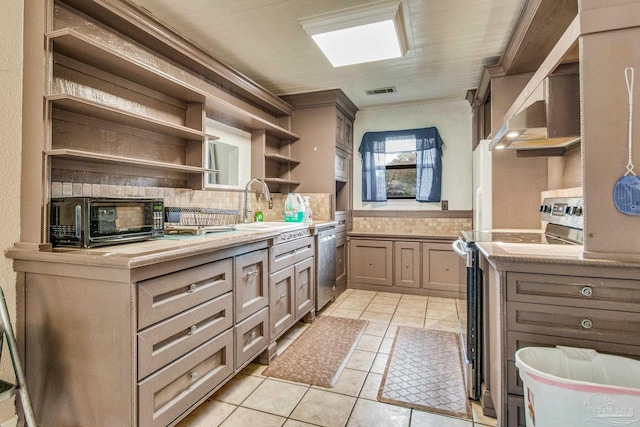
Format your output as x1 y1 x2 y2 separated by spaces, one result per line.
299 1 408 68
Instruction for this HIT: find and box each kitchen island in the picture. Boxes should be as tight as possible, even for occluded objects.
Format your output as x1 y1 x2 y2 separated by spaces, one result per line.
477 242 640 427
7 222 330 427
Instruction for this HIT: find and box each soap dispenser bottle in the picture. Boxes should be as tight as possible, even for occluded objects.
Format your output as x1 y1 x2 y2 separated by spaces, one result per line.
303 196 313 223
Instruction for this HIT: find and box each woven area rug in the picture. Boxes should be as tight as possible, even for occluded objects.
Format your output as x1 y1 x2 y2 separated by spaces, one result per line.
263 316 368 387
378 326 472 419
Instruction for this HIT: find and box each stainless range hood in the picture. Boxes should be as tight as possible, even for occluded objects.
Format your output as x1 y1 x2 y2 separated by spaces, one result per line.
490 73 580 154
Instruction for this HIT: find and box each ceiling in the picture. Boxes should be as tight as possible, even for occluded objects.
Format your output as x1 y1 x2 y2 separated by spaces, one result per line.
129 0 527 109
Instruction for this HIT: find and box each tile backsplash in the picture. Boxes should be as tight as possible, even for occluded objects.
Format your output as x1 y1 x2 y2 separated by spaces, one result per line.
352 216 471 236
50 182 332 222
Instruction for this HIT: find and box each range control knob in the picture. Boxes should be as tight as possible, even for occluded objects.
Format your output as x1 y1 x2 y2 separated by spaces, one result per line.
564 206 572 214
540 205 551 213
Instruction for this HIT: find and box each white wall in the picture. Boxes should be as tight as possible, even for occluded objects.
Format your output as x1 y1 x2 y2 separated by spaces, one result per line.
353 100 473 211
0 0 23 423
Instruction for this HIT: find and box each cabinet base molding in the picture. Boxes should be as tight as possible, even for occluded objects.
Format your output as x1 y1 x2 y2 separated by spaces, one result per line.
258 341 279 365
347 282 463 300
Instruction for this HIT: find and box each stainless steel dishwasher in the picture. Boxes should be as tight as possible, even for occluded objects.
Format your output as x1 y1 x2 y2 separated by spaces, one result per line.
316 226 336 311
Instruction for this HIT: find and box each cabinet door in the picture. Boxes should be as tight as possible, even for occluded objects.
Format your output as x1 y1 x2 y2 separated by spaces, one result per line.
394 242 421 288
235 249 269 323
422 243 464 295
343 118 353 149
349 239 393 286
295 257 314 318
335 148 348 182
335 110 345 145
270 265 295 339
336 234 347 286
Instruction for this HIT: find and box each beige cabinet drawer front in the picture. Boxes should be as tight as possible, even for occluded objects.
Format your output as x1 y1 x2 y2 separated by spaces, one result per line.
270 236 314 273
507 301 640 346
138 292 233 380
138 258 233 329
235 249 269 323
235 307 269 369
138 329 233 427
507 272 640 311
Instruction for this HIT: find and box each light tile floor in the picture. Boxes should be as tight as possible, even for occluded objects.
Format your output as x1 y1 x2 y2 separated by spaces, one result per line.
177 290 498 427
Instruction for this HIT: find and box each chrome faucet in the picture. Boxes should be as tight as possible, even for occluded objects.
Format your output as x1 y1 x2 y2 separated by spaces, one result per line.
243 178 272 223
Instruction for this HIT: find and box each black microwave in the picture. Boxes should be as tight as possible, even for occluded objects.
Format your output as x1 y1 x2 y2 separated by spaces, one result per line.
49 197 164 248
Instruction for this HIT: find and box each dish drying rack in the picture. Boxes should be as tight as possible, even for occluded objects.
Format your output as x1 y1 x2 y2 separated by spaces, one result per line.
163 207 240 235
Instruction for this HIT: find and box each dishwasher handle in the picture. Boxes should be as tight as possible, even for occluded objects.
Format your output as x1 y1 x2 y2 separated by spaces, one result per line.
319 233 336 243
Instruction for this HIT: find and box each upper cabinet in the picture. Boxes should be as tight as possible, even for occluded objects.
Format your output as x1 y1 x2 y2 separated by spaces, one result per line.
280 90 358 219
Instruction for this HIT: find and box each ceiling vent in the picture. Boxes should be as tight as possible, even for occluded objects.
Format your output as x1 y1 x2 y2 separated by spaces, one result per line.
366 86 397 95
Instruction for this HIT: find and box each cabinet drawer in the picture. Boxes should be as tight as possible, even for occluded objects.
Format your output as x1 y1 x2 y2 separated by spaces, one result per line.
507 272 640 311
235 307 269 369
138 258 232 329
138 329 233 427
270 236 314 273
235 249 269 323
137 292 233 380
507 301 640 346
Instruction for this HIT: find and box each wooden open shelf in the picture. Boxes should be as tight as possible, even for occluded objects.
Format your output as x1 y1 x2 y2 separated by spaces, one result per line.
263 178 300 186
48 29 300 141
46 149 218 174
47 94 217 141
264 153 301 164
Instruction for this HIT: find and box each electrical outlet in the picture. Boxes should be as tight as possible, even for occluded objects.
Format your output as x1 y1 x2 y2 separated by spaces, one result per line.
441 200 448 210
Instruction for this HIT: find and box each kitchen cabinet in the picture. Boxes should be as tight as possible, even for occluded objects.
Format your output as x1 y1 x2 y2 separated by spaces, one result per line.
349 239 393 287
234 249 269 323
335 211 349 295
422 242 464 298
484 258 640 426
12 239 271 427
348 235 463 297
280 89 358 220
268 234 315 342
394 241 421 288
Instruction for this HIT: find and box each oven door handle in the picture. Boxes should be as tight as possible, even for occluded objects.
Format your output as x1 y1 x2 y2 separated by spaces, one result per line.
452 238 468 258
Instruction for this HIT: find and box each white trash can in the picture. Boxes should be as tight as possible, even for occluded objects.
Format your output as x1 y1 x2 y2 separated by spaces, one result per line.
515 346 640 427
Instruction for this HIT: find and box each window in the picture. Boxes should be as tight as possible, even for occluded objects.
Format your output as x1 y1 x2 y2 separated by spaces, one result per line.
385 136 417 199
359 127 443 203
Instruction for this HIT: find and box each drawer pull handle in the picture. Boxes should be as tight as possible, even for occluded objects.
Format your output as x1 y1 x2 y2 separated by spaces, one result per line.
581 286 593 297
280 293 287 299
190 372 198 382
581 319 593 329
244 270 258 280
404 264 409 268
188 283 197 293
250 331 256 339
369 260 373 266
301 281 308 287
187 325 197 336
444 266 450 271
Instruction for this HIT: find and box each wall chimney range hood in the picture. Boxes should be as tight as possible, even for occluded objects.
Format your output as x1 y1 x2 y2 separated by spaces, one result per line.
490 73 580 154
